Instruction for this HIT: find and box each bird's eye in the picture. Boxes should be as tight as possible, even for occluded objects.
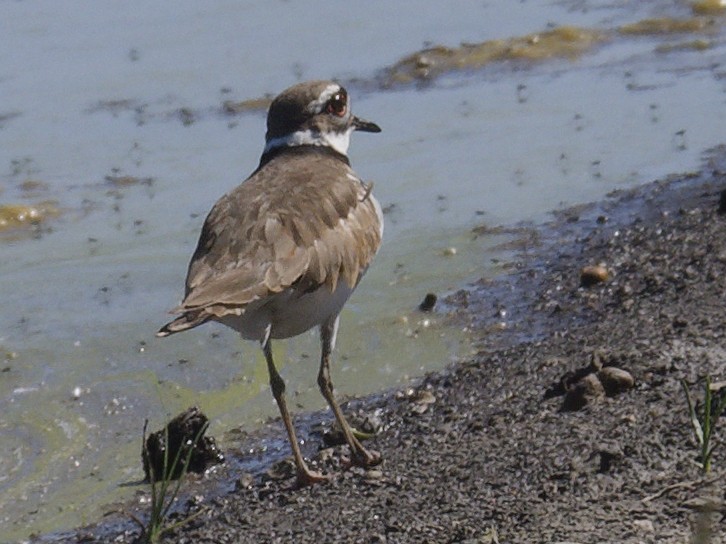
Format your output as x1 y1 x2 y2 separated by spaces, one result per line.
326 91 347 117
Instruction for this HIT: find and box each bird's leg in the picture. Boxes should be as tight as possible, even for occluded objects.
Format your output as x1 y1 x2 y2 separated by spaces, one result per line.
262 337 327 485
318 316 381 468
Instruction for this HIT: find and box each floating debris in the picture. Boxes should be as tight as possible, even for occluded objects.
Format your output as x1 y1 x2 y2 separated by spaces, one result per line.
86 99 139 115
19 179 50 196
177 107 196 126
104 175 154 187
442 247 457 257
0 111 21 127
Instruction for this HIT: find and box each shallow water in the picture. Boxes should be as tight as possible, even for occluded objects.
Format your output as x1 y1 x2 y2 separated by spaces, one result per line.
1 0 726 539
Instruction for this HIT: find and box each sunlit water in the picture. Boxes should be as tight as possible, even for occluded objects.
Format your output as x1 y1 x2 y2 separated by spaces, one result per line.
1 0 725 540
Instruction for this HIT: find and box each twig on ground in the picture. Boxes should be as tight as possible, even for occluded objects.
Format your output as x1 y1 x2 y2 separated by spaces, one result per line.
642 476 719 503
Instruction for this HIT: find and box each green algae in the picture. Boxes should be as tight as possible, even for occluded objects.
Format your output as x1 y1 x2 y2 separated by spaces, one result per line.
0 202 59 232
383 26 606 86
619 17 717 35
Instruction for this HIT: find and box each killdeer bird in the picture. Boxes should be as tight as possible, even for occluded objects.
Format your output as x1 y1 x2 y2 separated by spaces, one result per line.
158 80 383 485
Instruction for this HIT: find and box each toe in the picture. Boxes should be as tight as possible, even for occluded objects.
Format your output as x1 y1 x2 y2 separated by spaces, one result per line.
296 469 329 487
353 448 382 468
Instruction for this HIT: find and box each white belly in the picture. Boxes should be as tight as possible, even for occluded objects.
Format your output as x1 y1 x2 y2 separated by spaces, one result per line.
220 280 355 342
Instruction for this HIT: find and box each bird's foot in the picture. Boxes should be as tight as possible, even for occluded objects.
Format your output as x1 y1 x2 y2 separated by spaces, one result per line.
295 468 330 487
342 448 382 470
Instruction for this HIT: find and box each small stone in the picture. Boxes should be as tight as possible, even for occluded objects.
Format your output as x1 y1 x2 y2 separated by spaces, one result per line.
597 367 635 396
633 519 654 532
589 349 606 371
235 473 255 490
672 316 688 329
365 469 384 480
409 390 435 415
316 447 336 463
562 374 605 411
410 403 430 415
580 265 609 287
264 459 295 481
412 390 436 405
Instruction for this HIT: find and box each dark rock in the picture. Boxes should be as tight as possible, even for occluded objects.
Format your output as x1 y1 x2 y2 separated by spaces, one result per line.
562 373 605 411
142 406 224 482
418 293 437 312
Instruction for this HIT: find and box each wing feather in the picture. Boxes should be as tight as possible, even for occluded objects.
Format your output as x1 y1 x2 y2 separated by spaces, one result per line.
171 150 382 322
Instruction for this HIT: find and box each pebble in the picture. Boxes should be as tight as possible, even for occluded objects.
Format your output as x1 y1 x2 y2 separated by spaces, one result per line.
235 473 255 490
633 519 654 532
562 374 605 411
597 367 635 396
580 264 609 287
365 469 384 480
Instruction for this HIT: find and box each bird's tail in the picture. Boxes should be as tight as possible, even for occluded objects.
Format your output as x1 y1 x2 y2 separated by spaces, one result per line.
156 310 210 337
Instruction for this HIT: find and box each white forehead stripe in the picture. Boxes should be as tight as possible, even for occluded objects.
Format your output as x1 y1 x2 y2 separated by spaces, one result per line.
305 83 342 114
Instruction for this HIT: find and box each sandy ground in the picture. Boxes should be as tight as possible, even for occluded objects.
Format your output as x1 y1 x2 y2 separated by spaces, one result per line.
40 146 726 543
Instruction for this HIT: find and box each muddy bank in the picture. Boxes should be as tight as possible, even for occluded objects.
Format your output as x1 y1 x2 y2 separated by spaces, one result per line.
38 147 726 543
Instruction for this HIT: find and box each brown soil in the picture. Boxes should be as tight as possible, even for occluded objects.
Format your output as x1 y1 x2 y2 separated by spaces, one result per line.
40 147 726 543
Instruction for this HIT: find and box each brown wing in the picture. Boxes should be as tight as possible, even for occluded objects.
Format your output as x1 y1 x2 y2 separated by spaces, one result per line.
168 151 381 325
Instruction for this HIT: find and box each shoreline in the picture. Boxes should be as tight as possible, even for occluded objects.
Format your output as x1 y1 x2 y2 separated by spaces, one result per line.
38 146 726 543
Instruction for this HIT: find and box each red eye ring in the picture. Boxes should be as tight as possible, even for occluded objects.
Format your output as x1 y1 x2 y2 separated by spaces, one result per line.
326 91 347 117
